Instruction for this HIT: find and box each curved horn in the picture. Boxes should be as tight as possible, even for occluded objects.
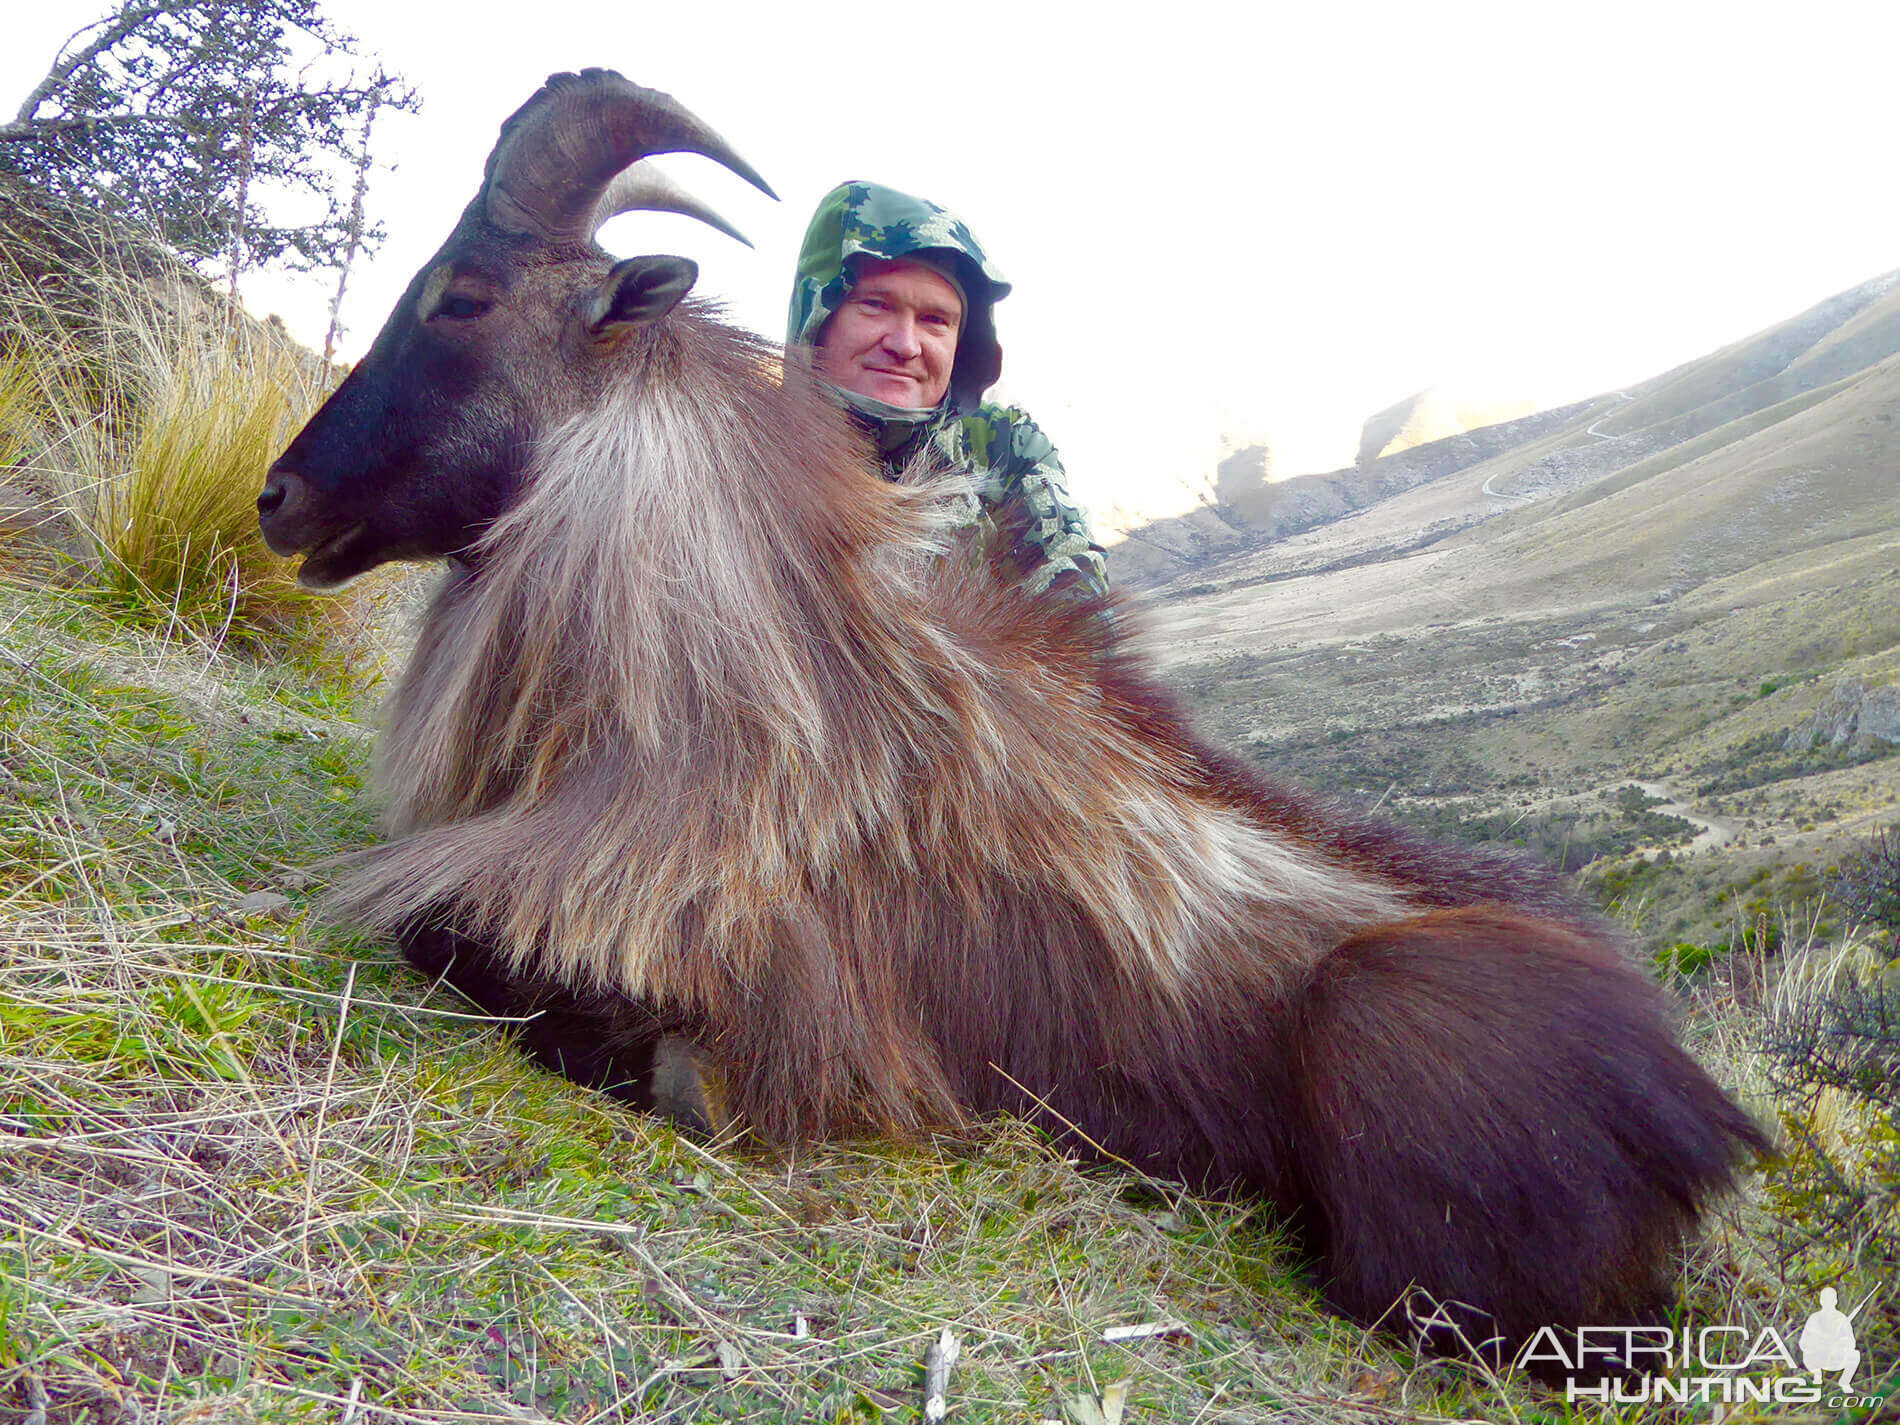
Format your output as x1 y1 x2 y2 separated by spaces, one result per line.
483 68 776 245
588 159 754 247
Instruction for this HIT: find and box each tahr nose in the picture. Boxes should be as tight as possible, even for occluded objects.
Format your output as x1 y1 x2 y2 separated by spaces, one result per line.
256 476 289 519
256 467 314 554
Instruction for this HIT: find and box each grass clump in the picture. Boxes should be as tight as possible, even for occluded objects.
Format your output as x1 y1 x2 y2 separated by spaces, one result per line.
1 181 391 681
5 301 384 675
88 319 333 645
0 348 38 471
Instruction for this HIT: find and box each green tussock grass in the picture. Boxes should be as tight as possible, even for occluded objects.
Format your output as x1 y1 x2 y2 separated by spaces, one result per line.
0 348 36 472
0 250 390 682
90 320 337 643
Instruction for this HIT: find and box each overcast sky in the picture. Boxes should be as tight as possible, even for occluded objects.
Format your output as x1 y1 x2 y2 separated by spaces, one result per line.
8 2 1898 519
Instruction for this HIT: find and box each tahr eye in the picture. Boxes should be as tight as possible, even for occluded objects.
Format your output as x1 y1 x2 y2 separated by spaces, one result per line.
437 294 490 321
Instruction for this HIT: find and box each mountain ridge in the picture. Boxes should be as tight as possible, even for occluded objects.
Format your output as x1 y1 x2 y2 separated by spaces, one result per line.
1114 268 1900 593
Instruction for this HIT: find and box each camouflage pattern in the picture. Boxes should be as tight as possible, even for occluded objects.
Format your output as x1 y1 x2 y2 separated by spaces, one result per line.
789 181 1108 596
923 403 1107 596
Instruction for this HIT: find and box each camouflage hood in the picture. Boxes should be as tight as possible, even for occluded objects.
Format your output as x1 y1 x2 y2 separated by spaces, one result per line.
786 181 1011 418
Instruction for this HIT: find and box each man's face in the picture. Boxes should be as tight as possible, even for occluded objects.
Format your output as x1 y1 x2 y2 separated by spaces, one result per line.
814 257 962 409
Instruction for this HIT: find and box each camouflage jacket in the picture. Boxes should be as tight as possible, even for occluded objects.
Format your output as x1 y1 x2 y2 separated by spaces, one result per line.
787 180 1108 596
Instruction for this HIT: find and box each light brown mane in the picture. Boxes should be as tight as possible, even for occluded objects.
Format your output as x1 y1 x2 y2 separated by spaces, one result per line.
334 310 1412 1132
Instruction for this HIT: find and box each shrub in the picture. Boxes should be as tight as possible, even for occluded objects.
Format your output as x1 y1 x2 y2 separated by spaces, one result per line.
1400 800 1696 875
1693 727 1895 797
1654 939 1719 977
1831 825 1900 946
1759 956 1899 1339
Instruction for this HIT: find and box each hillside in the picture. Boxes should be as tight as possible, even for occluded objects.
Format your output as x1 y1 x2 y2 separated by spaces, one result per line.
1354 388 1538 467
1115 268 1900 590
1130 269 1900 948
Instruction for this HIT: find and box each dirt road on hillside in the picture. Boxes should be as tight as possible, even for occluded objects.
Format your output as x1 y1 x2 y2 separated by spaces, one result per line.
1630 780 1740 853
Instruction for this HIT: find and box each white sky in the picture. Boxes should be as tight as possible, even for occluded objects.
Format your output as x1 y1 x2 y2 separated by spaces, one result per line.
7 2 1899 519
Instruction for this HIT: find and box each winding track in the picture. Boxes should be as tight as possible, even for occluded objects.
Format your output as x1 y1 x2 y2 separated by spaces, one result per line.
1628 779 1740 853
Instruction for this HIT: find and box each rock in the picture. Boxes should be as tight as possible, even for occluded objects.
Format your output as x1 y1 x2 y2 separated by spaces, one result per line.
1863 685 1900 745
1783 680 1900 751
234 890 293 919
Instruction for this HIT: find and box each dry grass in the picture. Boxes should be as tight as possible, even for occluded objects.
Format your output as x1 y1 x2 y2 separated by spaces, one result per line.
3 301 379 672
0 348 36 472
0 212 391 680
89 315 334 642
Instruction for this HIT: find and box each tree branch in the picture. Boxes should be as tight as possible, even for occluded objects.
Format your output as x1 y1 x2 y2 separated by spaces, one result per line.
14 0 176 126
0 112 192 144
4 0 418 274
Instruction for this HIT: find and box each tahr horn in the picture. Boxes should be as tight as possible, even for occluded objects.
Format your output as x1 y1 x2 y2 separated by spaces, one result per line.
482 68 775 245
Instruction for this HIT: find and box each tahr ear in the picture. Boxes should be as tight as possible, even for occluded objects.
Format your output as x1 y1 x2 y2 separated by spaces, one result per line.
585 255 699 336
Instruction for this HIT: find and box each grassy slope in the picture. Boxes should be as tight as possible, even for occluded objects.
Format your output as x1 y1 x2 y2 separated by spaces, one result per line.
5 570 1881 1423
1115 270 1900 593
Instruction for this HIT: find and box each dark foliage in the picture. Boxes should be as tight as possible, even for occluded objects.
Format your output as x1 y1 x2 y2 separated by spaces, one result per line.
1760 829 1898 1349
1765 975 1899 1113
1393 795 1696 875
1831 825 1900 942
0 0 416 271
1693 726 1896 797
1760 973 1898 1311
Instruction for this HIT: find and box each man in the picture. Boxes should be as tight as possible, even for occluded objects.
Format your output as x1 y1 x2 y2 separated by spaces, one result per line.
787 181 1108 597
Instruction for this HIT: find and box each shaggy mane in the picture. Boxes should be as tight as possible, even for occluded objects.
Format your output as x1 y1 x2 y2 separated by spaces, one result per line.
331 310 1416 1131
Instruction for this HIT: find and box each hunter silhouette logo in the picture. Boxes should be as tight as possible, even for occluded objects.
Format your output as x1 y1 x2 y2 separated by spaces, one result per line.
1800 1288 1862 1389
1518 1290 1882 1408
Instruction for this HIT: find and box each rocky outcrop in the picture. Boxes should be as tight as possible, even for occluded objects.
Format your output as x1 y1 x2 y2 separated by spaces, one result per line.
1111 398 1591 589
1357 389 1538 470
1214 443 1273 514
1784 680 1900 751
